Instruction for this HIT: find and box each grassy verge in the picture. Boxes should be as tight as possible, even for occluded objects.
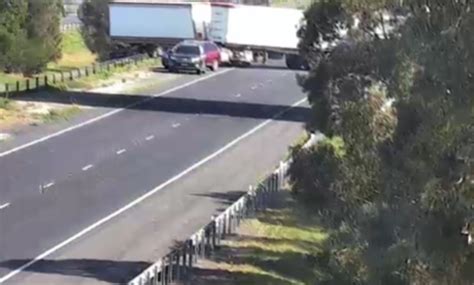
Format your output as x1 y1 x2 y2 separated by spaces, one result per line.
51 58 161 91
38 106 82 123
192 191 328 285
271 0 313 9
47 29 97 72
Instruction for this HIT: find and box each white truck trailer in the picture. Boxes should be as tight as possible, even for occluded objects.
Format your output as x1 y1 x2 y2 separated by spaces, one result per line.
207 2 306 68
108 0 308 69
109 0 212 56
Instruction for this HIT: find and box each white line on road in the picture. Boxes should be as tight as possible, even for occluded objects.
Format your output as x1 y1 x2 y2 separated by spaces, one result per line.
251 85 258 90
82 164 94 171
116 149 127 155
235 93 241 97
145 135 155 141
44 182 55 188
0 69 234 159
0 203 10 210
0 96 307 284
172 123 181 128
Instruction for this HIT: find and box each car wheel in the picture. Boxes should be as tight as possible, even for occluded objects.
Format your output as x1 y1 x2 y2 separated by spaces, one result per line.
211 60 219 71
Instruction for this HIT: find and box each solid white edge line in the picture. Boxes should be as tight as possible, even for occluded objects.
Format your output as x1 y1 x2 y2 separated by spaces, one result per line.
0 96 307 284
0 203 10 210
0 69 233 159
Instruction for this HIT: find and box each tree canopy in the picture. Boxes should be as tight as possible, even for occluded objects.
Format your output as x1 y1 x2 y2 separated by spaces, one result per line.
290 0 473 284
0 0 64 76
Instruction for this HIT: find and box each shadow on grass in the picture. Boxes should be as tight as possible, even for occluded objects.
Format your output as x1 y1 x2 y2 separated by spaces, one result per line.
0 259 151 284
190 267 296 285
191 191 327 285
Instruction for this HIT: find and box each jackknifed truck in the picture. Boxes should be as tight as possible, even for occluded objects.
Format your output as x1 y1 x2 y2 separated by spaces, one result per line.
108 0 308 69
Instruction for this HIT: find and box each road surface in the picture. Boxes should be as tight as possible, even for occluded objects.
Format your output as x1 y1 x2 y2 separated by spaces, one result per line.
0 64 309 284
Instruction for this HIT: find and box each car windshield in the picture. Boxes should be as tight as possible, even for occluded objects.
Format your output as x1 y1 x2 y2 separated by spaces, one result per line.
174 45 200 55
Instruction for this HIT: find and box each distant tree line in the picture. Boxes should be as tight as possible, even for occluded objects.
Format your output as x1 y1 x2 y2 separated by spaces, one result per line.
0 0 64 76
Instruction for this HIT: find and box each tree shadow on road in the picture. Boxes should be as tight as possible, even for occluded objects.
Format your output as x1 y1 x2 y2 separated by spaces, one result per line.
0 259 151 284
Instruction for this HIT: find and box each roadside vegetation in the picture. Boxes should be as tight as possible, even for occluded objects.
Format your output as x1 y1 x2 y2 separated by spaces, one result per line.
192 191 328 285
286 0 473 284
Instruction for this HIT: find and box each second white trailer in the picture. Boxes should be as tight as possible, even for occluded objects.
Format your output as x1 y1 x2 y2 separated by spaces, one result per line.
208 3 306 67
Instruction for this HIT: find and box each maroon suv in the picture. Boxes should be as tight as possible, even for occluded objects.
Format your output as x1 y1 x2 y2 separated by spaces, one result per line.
164 40 221 74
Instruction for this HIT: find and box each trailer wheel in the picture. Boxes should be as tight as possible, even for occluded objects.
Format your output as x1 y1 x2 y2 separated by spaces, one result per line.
211 60 219 71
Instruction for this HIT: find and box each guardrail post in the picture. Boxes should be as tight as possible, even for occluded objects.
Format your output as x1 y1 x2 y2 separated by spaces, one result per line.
52 73 56 84
4 83 9 97
175 251 181 281
35 77 39 88
85 66 89 77
26 79 30 90
69 70 73 81
92 63 97 74
211 217 217 250
77 68 82 78
44 75 48 86
16 81 20 92
167 255 173 284
188 238 194 268
160 260 166 285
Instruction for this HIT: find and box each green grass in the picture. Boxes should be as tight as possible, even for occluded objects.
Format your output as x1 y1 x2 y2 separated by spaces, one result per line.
192 192 328 285
271 0 313 9
0 98 13 110
50 58 160 91
38 106 81 123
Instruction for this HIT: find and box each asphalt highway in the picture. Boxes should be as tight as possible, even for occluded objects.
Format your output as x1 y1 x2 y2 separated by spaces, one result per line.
0 64 309 284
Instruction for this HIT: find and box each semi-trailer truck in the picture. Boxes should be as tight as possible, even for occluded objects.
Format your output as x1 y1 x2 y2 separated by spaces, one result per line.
108 0 308 69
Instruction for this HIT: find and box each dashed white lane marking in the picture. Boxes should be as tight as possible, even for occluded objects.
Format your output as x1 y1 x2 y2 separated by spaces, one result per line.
0 96 307 284
145 135 155 141
0 69 234 159
116 149 127 155
0 203 10 210
172 123 181 128
235 93 241 97
251 85 258 90
82 164 94 171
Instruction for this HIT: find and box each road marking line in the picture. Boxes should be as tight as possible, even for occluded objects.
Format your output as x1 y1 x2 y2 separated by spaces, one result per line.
44 182 55 188
82 164 94 171
0 203 10 210
235 93 241 97
145 135 155 141
0 69 234 159
0 96 306 284
251 85 257 90
172 123 181 128
116 149 127 155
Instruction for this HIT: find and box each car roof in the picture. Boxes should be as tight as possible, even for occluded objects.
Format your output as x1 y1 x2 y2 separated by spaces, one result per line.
178 40 213 46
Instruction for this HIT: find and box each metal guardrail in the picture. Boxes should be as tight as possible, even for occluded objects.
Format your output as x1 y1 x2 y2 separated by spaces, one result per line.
127 133 320 285
0 53 156 97
128 161 290 285
60 23 82 32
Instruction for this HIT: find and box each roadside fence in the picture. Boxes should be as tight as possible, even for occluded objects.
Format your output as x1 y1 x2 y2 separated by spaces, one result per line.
128 134 320 285
60 23 82 32
0 53 157 98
